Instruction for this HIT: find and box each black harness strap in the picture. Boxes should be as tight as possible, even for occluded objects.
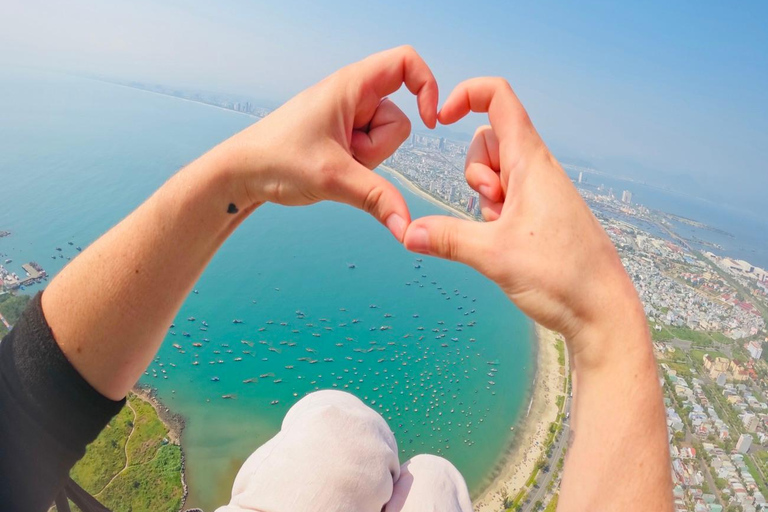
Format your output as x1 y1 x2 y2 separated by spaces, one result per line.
53 477 112 512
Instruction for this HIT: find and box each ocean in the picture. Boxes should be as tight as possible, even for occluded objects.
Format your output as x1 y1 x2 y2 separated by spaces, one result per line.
0 70 533 510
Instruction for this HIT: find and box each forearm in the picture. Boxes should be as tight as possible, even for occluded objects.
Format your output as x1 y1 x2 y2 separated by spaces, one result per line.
42 146 257 400
558 285 672 511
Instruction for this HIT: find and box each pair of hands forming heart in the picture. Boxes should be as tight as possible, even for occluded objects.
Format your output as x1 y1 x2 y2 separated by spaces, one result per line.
218 45 639 367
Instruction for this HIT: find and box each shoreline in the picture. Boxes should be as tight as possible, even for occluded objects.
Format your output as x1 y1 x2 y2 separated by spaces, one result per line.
472 324 566 511
378 164 476 221
133 385 189 511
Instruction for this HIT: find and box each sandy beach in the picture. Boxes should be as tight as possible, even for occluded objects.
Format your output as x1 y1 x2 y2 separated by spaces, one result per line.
472 325 567 512
378 164 476 221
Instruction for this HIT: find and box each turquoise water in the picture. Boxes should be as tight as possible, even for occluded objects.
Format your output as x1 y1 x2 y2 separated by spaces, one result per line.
0 70 533 510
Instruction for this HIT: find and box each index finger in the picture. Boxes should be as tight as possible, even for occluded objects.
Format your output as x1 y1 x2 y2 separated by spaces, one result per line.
351 45 438 129
437 77 532 142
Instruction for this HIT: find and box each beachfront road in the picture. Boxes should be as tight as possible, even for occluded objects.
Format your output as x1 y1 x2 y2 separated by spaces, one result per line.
522 402 571 512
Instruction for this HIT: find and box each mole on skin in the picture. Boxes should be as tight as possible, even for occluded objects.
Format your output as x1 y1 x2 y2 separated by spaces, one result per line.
227 203 239 214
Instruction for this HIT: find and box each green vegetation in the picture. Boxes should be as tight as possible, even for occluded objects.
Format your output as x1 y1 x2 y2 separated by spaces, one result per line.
543 494 559 512
0 292 31 336
660 360 693 377
126 395 169 464
54 393 183 512
554 337 565 368
690 349 728 365
652 324 727 345
98 444 183 512
744 455 768 498
70 405 133 493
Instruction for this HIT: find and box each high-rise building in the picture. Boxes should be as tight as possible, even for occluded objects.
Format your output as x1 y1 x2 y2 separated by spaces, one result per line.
743 413 759 432
410 133 416 148
621 190 633 204
439 137 446 151
736 433 753 453
578 171 583 184
467 195 476 213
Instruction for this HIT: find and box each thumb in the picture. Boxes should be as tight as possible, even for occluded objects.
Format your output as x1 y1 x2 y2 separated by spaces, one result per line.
403 215 492 270
330 160 412 242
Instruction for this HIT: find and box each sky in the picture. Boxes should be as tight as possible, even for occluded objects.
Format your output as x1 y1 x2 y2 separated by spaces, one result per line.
1 0 767 216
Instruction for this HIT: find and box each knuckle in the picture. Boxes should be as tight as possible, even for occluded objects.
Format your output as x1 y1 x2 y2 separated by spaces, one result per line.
492 77 512 91
473 124 492 138
440 227 460 262
362 185 385 215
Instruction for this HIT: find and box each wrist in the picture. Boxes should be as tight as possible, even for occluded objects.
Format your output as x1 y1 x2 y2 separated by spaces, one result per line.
568 285 652 373
202 125 274 210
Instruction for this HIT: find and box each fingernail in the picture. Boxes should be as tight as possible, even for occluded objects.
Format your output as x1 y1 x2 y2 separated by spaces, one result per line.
406 226 430 254
386 213 407 242
479 185 493 198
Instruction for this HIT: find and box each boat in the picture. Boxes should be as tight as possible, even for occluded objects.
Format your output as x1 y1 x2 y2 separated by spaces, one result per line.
193 289 199 294
233 319 244 324
211 376 220 382
187 316 195 322
285 365 294 369
172 343 182 349
202 320 209 327
192 342 202 347
234 357 243 361
271 400 279 405
192 361 199 365
76 246 82 251
273 378 283 383
222 394 236 399
348 263 356 269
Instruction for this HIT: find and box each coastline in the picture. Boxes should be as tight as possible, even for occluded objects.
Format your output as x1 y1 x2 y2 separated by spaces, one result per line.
378 164 476 221
472 325 566 511
133 385 189 510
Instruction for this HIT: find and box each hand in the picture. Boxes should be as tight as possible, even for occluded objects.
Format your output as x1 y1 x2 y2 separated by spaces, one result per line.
402 78 644 365
215 45 438 242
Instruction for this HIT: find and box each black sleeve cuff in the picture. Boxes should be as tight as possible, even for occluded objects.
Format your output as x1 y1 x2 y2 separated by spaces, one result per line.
2 292 125 450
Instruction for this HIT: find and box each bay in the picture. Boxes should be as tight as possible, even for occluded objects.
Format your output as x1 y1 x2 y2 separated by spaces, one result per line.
0 70 532 510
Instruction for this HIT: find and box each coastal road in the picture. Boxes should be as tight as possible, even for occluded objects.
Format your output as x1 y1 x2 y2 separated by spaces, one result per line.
521 405 571 512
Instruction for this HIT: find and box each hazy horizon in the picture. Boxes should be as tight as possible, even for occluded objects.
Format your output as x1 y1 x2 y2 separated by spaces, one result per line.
2 0 766 217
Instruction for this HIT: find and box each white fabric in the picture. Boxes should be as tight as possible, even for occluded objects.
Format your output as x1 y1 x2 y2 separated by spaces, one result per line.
216 390 472 512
